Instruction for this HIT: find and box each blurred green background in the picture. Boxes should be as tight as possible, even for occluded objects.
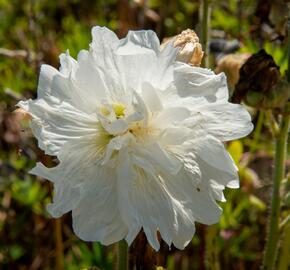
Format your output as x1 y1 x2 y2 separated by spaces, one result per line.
0 0 289 269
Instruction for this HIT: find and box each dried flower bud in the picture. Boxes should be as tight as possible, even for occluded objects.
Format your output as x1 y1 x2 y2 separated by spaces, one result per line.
215 53 250 93
161 29 204 66
232 49 289 110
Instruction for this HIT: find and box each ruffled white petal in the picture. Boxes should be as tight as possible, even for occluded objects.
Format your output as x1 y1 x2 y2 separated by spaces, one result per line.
151 107 190 129
59 51 77 76
164 159 223 225
173 63 229 103
30 137 102 216
191 135 239 188
72 169 128 245
116 155 177 250
138 143 182 175
37 64 59 99
17 97 98 155
141 82 163 113
192 102 254 141
117 30 160 55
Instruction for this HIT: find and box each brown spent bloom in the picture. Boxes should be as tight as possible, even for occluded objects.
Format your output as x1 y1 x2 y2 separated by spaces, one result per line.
232 49 290 110
161 29 204 66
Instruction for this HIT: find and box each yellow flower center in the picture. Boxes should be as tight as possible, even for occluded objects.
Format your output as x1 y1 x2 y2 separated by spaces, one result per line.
101 103 126 118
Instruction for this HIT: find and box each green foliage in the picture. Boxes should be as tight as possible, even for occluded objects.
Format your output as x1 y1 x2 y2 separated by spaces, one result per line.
65 242 114 270
58 17 91 58
11 176 48 214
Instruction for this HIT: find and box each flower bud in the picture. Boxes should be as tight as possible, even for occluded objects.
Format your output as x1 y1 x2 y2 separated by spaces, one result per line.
161 29 204 66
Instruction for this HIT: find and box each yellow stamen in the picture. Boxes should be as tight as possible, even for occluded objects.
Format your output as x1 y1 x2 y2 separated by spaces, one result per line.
101 103 126 117
112 103 126 117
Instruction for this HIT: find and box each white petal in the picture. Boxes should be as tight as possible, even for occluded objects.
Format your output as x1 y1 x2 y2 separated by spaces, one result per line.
115 31 161 91
164 164 223 225
31 138 128 245
17 98 98 155
37 64 59 99
132 91 149 126
209 180 226 202
72 169 128 245
59 51 77 76
129 173 176 249
173 63 229 103
139 143 182 175
152 107 190 129
74 50 109 104
158 127 192 146
141 82 163 113
36 57 92 113
98 113 128 136
115 149 142 244
91 26 119 52
102 134 133 164
194 102 254 141
152 42 178 90
117 30 160 55
198 157 239 189
50 69 98 114
172 213 196 250
50 51 98 113
192 135 239 188
30 138 102 217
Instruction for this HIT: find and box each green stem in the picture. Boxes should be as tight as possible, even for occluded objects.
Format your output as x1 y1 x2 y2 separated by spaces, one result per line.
117 240 128 270
288 18 290 83
54 218 64 270
205 225 220 270
265 110 279 137
280 214 290 231
262 114 290 270
201 0 211 67
278 224 290 270
250 110 264 153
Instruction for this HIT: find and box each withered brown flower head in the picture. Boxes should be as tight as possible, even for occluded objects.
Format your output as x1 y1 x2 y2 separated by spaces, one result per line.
232 49 289 109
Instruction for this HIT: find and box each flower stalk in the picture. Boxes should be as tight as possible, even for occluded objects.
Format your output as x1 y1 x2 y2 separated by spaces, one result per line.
201 0 211 67
262 114 289 270
250 110 264 153
278 224 290 270
276 14 290 270
117 240 128 270
54 218 64 270
205 224 220 270
262 15 290 270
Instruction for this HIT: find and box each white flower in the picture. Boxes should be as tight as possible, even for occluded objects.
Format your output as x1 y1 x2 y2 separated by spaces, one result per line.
18 27 253 251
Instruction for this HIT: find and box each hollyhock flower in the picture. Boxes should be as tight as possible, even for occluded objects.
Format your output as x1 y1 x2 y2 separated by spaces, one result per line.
17 26 253 251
